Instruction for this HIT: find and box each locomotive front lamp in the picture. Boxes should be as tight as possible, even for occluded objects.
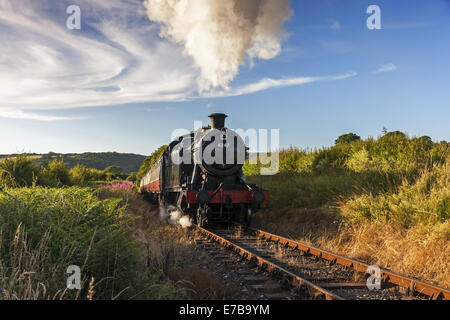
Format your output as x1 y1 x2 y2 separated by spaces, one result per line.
252 190 266 204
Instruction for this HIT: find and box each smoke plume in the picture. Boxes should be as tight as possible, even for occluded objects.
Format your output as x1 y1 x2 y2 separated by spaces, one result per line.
143 0 292 91
159 205 192 228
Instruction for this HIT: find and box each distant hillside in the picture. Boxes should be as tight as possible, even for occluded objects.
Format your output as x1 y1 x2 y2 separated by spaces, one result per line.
0 152 147 174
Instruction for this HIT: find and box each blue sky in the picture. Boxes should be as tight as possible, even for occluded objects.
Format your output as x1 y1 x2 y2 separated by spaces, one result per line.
0 0 449 155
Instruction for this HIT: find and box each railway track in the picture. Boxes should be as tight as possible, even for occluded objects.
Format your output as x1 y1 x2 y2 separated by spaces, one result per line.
194 225 450 300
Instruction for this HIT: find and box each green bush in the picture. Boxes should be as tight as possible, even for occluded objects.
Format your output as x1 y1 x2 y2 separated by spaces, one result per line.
341 157 449 239
279 147 307 173
0 155 117 188
136 145 167 186
126 172 137 182
40 159 71 186
69 165 111 186
69 164 90 186
0 155 37 187
245 131 449 239
0 187 178 299
244 130 448 178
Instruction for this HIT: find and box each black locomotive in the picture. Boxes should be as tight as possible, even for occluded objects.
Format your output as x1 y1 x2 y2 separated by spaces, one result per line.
140 113 268 227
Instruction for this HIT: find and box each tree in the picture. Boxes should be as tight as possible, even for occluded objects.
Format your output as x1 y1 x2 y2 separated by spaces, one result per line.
0 155 36 187
69 164 90 186
379 131 407 143
43 159 71 186
103 165 122 175
335 133 361 145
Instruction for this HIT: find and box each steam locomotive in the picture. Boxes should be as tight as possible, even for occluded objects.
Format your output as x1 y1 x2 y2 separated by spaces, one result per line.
139 113 268 227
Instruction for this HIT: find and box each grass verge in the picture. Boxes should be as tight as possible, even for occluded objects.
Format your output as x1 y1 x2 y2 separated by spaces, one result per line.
248 157 449 288
0 187 178 299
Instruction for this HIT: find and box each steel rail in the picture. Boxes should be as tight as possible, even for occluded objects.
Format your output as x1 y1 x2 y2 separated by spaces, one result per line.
196 226 344 300
252 228 450 300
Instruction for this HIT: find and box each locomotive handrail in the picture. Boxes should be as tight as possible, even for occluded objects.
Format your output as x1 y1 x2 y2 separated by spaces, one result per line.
208 182 224 201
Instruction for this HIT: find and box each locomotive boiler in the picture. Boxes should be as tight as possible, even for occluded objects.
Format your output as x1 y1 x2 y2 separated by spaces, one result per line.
140 113 268 227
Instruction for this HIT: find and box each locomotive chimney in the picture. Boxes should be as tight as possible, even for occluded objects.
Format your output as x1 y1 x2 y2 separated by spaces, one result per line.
208 113 227 130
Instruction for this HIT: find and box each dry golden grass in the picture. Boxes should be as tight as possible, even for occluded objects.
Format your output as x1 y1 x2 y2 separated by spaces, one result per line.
323 223 450 287
0 224 95 300
246 138 449 290
253 208 450 288
168 266 233 299
232 226 243 239
103 188 233 299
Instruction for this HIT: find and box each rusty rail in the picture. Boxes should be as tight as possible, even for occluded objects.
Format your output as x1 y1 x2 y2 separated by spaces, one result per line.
196 226 344 300
252 228 450 300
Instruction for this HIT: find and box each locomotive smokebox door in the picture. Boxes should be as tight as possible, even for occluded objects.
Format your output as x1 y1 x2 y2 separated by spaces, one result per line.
223 176 236 190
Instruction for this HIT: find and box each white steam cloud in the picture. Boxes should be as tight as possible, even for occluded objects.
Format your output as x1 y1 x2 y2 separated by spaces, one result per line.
144 0 292 91
159 205 192 228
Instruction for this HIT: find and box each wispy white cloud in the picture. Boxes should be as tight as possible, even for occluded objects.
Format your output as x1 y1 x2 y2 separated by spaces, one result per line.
0 109 84 121
0 0 197 119
204 72 357 98
0 0 355 121
306 19 341 30
329 19 341 30
141 106 176 112
373 63 397 74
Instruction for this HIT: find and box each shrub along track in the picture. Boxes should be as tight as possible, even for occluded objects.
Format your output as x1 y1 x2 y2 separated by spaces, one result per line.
194 225 450 300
